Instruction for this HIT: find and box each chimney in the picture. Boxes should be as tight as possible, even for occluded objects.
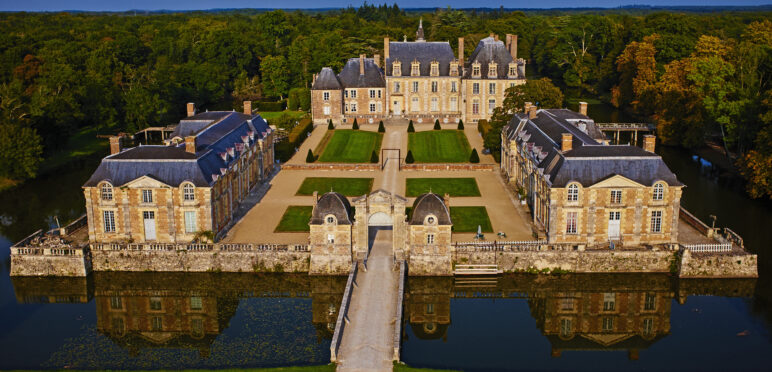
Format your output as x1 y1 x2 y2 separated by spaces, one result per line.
374 53 380 68
243 100 252 115
505 34 512 50
579 101 588 116
494 34 499 41
185 136 196 154
443 193 450 208
458 37 464 65
384 37 390 60
643 135 656 153
510 34 518 60
561 133 573 152
312 73 317 84
109 136 122 155
186 102 195 117
529 106 538 119
313 191 318 207
524 101 532 113
359 54 365 75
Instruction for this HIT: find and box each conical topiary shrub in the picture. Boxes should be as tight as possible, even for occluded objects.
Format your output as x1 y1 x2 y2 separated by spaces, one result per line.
405 150 415 164
370 150 379 163
306 149 315 163
352 119 359 130
407 120 415 133
457 119 464 130
434 119 441 130
378 120 385 133
469 148 480 163
328 119 334 130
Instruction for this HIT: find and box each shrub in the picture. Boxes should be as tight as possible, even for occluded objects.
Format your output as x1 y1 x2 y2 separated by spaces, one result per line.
306 149 315 163
287 88 300 110
405 150 414 164
457 119 464 130
257 100 285 111
328 119 334 130
407 120 415 132
298 88 311 111
477 119 492 137
433 119 441 130
378 120 385 132
352 119 359 130
469 148 480 163
370 150 379 163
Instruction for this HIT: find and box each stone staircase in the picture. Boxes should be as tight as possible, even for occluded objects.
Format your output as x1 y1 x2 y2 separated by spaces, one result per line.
453 264 502 276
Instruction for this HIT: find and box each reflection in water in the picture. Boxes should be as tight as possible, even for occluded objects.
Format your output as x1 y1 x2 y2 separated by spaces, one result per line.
9 273 345 370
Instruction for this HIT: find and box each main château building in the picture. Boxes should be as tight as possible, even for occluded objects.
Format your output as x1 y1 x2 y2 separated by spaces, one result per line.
311 22 526 125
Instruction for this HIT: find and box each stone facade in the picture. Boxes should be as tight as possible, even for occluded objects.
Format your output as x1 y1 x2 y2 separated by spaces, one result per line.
678 249 759 278
352 190 409 260
91 248 309 273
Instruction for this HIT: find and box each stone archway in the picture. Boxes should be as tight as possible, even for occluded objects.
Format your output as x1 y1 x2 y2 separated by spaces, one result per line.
351 190 408 260
368 212 392 226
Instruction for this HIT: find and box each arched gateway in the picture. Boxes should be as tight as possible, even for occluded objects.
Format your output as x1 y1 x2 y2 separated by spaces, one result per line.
352 190 408 260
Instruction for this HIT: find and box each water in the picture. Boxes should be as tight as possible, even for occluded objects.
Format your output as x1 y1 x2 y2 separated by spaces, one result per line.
1 103 772 369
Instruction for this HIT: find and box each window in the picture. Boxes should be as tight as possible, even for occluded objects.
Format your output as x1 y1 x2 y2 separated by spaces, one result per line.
450 97 458 111
472 65 480 76
103 210 116 232
393 63 401 76
323 91 330 101
111 317 125 335
110 296 122 310
327 234 335 244
560 298 574 311
326 216 335 224
149 297 162 311
351 103 357 112
431 97 438 112
411 97 420 112
451 81 457 92
643 318 654 335
377 90 382 98
488 99 496 114
344 104 349 112
411 63 420 76
566 212 577 234
412 81 419 93
431 81 438 93
560 318 572 337
191 318 204 337
183 183 195 201
603 293 616 311
427 234 435 244
369 89 376 98
653 183 664 200
472 83 479 94
370 103 376 112
190 296 203 310
101 183 113 201
644 293 656 311
427 216 435 224
610 190 622 204
394 82 401 93
509 82 516 89
489 83 496 95
377 102 382 112
650 210 662 233
349 89 356 98
567 184 579 202
602 317 614 332
142 189 153 203
509 66 516 76
151 316 163 331
431 63 439 76
184 211 197 233
426 303 435 314
323 106 331 115
488 65 497 77
472 100 479 114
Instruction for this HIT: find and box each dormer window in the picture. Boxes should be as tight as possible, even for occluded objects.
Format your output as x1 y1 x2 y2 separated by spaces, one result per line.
450 61 459 76
411 61 420 76
472 62 481 77
508 63 517 78
100 183 113 201
392 60 402 76
183 183 195 201
430 61 439 76
488 62 497 78
325 215 336 225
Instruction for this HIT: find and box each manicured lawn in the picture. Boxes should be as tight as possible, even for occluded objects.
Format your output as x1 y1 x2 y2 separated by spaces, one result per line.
274 206 313 232
296 177 373 196
450 206 493 233
405 178 481 197
408 130 472 163
318 130 383 163
259 110 307 120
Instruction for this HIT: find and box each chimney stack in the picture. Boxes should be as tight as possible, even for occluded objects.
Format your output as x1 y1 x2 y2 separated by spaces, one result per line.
374 54 380 68
494 34 499 41
443 193 450 208
561 133 573 152
186 102 195 117
524 101 532 113
643 135 656 153
313 191 318 206
506 34 512 50
243 100 252 115
384 37 390 60
579 101 588 116
185 136 196 154
109 136 122 155
529 106 538 119
360 54 365 75
458 37 464 65
510 34 518 60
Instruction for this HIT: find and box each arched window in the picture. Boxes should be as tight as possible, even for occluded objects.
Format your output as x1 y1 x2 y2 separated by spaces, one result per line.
183 183 195 201
567 184 579 202
326 215 335 224
100 183 113 201
653 183 664 201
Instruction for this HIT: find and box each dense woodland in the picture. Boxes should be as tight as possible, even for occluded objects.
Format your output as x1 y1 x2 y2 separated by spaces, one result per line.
0 6 770 197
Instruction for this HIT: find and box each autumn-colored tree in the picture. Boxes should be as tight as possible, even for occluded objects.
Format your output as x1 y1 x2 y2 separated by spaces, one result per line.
612 35 659 114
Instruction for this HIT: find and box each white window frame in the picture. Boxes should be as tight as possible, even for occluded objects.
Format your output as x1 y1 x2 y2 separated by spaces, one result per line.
567 184 579 202
489 82 496 95
103 210 116 232
412 81 419 93
451 81 457 93
142 189 153 203
323 91 330 101
610 190 622 204
101 183 113 201
183 183 195 201
431 81 438 93
184 210 197 233
369 89 376 98
653 183 664 200
472 83 479 95
566 211 577 234
488 99 496 114
650 210 662 233
323 106 331 115
370 103 376 113
430 97 438 112
427 233 435 244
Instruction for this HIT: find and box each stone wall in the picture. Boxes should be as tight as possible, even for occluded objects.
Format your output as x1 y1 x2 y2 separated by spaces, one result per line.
678 249 758 278
311 89 342 125
11 254 91 277
281 163 381 171
402 163 495 171
91 249 309 273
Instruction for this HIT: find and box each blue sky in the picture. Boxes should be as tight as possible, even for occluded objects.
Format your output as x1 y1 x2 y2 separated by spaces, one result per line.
1 0 769 12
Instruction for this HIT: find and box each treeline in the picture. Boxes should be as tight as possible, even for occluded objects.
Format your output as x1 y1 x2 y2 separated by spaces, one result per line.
0 6 769 196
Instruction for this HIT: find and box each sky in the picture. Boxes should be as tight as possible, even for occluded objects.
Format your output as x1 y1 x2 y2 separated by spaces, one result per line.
0 0 769 12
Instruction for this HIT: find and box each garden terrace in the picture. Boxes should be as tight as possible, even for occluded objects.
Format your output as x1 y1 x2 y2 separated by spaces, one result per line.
296 177 373 196
275 206 313 232
408 130 472 163
407 205 493 233
317 130 383 163
405 177 481 197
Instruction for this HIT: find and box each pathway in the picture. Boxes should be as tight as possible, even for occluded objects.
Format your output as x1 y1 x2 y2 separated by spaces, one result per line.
336 229 399 372
380 128 403 193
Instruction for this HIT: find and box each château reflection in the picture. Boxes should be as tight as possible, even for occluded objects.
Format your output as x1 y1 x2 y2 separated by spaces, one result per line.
404 274 756 359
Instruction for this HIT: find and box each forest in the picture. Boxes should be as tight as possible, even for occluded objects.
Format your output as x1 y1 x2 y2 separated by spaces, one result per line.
0 5 769 197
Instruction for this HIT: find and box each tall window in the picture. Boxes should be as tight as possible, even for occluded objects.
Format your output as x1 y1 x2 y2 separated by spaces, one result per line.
602 317 614 332
323 106 331 115
183 184 195 201
411 97 420 112
103 211 116 232
431 97 438 112
150 297 162 311
451 81 457 92
450 97 458 111
567 184 579 202
101 183 113 201
427 234 435 244
560 318 572 337
488 99 496 114
190 296 203 310
351 103 357 112
472 100 479 114
370 103 376 112
610 190 622 204
603 293 616 311
110 296 122 309
489 83 496 95
644 293 656 311
377 90 381 98
151 316 163 331
369 89 376 98
653 183 664 200
472 65 480 76
349 89 356 98
650 210 662 233
431 81 438 93
472 83 479 94
191 318 204 337
323 91 330 101
184 211 197 233
142 189 153 203
394 82 400 93
566 212 577 234
412 81 419 93
643 318 654 336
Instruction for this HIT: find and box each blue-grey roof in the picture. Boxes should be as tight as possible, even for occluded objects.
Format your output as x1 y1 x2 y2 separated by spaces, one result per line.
312 67 342 90
465 37 520 79
337 58 385 88
409 193 452 225
310 192 353 225
386 41 457 77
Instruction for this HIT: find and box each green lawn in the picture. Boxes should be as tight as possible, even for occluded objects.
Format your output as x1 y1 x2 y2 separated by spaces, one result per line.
405 178 481 197
318 130 383 163
297 177 373 196
405 206 492 233
274 206 313 232
259 110 307 120
408 130 472 163
40 125 111 174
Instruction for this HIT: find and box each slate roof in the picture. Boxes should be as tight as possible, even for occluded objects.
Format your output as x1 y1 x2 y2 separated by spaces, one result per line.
409 193 452 225
311 192 353 225
464 37 521 79
504 109 683 188
312 67 342 90
386 41 457 77
337 58 385 88
85 112 272 188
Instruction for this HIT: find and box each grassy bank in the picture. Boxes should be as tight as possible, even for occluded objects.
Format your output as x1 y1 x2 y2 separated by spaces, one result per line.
405 178 480 197
275 206 314 232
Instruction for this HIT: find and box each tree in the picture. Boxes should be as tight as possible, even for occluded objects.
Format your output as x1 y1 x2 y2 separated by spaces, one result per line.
405 150 415 164
261 55 289 99
232 73 263 102
370 150 379 163
501 78 564 113
306 149 315 163
378 120 385 132
457 119 464 130
612 35 659 114
352 119 359 130
0 124 42 180
328 119 334 130
469 148 480 163
434 119 441 130
407 120 415 132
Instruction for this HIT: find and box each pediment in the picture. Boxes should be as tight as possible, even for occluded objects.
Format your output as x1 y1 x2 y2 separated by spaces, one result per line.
124 175 170 189
581 333 634 346
589 174 643 188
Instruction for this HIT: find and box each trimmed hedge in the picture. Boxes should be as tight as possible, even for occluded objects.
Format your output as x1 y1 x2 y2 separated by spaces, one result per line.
477 119 492 138
276 117 314 162
257 100 286 111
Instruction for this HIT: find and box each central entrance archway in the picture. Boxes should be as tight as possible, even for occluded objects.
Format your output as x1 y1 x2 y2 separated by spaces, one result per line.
352 190 408 260
368 212 392 226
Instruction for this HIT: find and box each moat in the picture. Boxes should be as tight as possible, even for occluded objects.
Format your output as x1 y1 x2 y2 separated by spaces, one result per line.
1 104 771 370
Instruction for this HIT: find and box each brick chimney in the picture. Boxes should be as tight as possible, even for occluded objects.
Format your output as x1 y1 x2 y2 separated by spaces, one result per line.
561 133 573 152
494 34 499 41
243 100 252 115
458 37 464 65
524 101 532 113
313 191 318 206
529 106 538 119
359 54 365 75
185 136 196 154
384 37 390 60
579 101 588 116
510 34 518 60
643 135 656 153
109 136 122 155
443 193 450 208
374 53 380 68
186 102 195 117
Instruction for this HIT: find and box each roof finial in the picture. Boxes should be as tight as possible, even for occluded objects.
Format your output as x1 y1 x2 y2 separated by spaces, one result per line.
416 17 425 42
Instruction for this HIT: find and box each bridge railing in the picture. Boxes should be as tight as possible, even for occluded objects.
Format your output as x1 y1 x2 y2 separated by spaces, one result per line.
681 243 732 253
